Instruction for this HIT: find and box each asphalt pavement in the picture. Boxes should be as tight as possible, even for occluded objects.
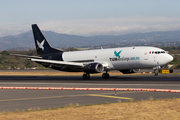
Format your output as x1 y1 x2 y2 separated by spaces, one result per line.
0 74 180 112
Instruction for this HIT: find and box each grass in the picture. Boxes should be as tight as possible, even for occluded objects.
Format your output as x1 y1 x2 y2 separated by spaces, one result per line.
0 71 135 76
0 97 180 120
0 71 83 76
0 70 179 76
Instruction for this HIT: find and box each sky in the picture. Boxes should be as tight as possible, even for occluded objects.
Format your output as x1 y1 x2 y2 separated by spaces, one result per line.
0 0 180 37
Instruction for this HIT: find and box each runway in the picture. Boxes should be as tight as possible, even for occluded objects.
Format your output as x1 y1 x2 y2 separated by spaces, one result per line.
0 74 180 112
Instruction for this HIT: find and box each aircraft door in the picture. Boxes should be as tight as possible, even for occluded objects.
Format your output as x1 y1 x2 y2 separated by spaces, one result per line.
94 55 98 62
144 50 148 60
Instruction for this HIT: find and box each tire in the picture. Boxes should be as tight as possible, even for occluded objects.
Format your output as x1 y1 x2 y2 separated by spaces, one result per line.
102 73 109 79
153 70 158 76
82 74 90 80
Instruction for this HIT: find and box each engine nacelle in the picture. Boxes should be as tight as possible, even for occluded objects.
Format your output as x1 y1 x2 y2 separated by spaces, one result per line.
120 69 140 74
84 63 104 73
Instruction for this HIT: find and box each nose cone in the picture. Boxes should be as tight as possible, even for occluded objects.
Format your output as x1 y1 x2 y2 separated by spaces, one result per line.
167 54 173 63
158 54 174 66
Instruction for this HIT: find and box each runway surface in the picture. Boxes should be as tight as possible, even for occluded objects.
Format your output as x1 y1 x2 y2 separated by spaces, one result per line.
0 74 180 112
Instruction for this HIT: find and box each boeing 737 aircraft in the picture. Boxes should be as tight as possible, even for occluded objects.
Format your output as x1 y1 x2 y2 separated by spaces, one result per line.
11 24 174 79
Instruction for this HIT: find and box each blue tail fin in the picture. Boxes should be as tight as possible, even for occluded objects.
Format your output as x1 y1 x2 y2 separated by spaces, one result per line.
32 24 63 55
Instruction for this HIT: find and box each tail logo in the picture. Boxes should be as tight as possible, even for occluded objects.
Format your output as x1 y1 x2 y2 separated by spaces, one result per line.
114 50 122 58
37 39 45 50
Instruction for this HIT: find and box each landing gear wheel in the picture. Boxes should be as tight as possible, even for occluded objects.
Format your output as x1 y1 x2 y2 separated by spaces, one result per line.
153 70 158 76
82 73 90 80
102 73 109 79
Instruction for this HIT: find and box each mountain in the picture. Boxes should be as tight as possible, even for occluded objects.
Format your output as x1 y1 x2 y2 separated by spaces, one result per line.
0 30 180 51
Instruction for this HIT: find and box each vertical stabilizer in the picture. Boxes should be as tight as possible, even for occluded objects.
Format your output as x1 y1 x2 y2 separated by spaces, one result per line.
32 24 62 55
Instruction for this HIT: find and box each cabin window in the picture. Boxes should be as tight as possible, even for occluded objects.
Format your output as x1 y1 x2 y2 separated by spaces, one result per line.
152 51 154 54
155 51 157 54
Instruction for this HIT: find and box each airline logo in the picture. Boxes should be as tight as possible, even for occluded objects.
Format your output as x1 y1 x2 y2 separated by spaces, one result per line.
37 39 45 51
114 50 122 58
110 50 140 61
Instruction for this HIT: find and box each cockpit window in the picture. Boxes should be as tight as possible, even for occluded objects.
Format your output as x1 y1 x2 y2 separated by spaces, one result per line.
151 51 166 54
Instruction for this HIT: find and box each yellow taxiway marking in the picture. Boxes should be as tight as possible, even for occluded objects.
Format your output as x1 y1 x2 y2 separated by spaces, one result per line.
0 94 86 102
99 91 143 95
0 91 136 102
88 94 133 99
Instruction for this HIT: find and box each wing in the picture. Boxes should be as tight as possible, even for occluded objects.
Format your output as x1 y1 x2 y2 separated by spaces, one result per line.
31 58 85 72
10 54 108 72
31 58 84 67
31 58 109 72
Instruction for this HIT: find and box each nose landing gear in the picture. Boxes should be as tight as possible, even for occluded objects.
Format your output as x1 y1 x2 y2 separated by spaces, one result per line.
153 69 158 76
153 66 160 76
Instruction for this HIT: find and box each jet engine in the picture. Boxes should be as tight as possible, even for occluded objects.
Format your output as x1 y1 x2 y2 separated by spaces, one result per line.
84 63 104 73
120 69 140 74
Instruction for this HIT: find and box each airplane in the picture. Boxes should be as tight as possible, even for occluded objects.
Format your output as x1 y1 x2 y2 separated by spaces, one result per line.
11 24 174 79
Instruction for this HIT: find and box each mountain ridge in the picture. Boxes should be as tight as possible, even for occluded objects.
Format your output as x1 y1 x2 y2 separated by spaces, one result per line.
0 30 180 51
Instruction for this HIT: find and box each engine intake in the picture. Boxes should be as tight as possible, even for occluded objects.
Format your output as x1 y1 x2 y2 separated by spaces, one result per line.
120 69 140 74
84 63 104 73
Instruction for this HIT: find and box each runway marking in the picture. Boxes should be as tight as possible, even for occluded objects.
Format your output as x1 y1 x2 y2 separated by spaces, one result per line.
0 82 180 86
0 91 135 102
0 95 86 102
88 94 133 99
99 91 143 95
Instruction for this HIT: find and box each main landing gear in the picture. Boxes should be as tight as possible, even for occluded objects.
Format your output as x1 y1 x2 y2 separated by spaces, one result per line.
82 72 110 80
82 73 90 80
102 72 110 79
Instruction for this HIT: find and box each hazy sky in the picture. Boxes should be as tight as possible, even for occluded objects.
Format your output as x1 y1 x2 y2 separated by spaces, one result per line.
0 0 180 36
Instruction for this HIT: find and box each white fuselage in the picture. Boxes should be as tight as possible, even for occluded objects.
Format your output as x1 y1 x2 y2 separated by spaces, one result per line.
62 46 173 70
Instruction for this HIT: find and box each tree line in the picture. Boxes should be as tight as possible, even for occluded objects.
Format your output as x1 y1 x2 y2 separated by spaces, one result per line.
0 47 179 69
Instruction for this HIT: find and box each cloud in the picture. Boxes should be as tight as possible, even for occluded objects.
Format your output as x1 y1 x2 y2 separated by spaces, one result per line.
0 23 30 37
0 16 180 37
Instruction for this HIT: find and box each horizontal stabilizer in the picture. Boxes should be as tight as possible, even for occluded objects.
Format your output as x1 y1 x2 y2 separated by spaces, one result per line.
10 54 42 59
